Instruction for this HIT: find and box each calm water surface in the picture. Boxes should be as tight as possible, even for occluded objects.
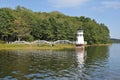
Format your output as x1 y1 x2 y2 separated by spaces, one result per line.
0 44 120 80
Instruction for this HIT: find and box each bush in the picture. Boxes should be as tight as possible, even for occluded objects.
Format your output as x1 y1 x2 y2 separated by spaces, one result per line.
22 35 34 41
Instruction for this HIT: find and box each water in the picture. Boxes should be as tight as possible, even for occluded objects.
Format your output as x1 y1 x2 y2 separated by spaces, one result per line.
0 44 120 80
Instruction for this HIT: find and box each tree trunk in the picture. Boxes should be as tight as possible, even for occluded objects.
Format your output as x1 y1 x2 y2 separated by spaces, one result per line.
18 37 21 41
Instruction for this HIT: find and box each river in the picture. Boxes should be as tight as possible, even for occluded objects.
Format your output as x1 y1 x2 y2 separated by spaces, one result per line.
0 44 120 80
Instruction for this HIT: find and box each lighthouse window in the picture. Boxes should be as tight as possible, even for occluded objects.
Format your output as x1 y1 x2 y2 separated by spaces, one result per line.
77 34 82 36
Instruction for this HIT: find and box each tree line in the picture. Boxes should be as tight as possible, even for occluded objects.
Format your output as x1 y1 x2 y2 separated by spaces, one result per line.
0 6 110 44
111 38 120 43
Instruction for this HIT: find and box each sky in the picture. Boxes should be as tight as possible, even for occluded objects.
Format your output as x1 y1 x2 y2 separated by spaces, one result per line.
0 0 120 39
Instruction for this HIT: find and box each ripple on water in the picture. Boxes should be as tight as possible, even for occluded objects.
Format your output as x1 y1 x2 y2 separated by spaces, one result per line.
0 76 18 80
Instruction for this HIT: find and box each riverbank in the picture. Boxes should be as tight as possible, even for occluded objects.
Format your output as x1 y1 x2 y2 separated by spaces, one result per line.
0 43 111 50
0 44 76 50
86 43 111 47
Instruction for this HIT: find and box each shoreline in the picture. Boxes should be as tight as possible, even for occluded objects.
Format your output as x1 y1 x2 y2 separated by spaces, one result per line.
0 44 76 50
85 43 111 47
0 43 111 50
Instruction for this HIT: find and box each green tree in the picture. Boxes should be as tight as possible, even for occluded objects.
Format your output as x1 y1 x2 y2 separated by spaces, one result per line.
0 6 110 44
0 8 16 42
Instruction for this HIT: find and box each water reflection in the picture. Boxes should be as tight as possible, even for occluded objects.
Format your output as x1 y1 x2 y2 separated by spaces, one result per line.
85 46 109 80
0 44 120 80
0 50 78 80
75 46 89 79
76 46 87 69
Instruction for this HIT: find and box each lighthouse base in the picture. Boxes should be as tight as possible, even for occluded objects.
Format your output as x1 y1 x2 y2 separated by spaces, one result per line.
76 44 84 49
76 44 84 46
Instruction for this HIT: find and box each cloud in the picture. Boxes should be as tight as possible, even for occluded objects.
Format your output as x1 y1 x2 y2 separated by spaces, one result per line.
93 1 120 11
102 1 120 9
48 0 89 8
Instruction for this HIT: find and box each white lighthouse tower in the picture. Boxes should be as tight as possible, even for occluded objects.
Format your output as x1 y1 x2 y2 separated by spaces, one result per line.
76 28 84 46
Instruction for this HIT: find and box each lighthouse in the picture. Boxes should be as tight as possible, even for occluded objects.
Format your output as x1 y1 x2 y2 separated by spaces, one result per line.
76 28 84 46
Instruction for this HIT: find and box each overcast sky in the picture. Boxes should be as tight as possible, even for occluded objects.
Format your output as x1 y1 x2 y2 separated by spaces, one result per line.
0 0 120 39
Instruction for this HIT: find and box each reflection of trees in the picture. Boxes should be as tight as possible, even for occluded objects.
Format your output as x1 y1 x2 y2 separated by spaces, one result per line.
0 50 78 79
0 50 18 72
86 46 109 64
0 50 31 79
25 50 77 71
85 46 109 79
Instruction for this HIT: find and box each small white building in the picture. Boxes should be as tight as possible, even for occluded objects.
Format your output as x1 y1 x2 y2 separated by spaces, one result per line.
76 28 85 46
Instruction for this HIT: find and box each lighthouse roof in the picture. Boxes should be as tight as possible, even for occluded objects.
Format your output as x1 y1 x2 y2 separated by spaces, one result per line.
77 27 83 32
77 27 83 30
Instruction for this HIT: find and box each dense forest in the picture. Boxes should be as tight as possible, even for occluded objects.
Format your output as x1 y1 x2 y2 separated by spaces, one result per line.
111 38 120 43
0 6 110 44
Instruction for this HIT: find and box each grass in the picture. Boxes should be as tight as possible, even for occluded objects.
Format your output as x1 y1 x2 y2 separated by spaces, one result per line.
86 43 111 47
0 43 111 50
0 44 76 50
